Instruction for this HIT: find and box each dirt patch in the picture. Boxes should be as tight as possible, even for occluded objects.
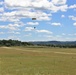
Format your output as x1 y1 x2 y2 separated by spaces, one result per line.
1 47 11 49
54 52 76 55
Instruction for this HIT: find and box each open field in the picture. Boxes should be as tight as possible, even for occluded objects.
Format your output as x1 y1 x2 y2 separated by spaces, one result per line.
0 47 76 75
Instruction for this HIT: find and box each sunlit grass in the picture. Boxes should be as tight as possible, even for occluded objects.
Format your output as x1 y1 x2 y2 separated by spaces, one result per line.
0 47 76 75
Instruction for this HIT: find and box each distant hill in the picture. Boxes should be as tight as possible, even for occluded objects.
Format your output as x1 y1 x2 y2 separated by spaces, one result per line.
30 41 76 45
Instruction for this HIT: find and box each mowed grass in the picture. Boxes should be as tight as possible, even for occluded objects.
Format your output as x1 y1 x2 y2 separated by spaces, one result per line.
0 47 76 75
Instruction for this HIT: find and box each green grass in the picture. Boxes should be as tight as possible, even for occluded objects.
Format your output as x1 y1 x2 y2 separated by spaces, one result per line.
0 47 76 75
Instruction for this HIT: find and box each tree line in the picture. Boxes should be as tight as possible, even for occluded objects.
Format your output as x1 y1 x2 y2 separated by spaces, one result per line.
0 39 33 47
0 39 76 48
37 44 76 48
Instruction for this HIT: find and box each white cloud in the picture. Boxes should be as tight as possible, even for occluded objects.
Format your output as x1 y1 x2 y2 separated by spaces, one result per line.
0 10 51 21
51 0 67 5
0 0 68 24
8 23 24 27
0 22 24 31
5 0 52 10
69 15 76 21
0 16 20 22
37 16 51 21
3 11 17 17
73 22 76 26
36 29 53 34
5 0 68 12
5 0 35 11
32 0 52 10
7 36 20 40
7 23 23 30
5 0 32 8
58 5 68 12
0 24 20 31
62 33 66 35
0 32 4 34
27 22 39 26
69 4 76 9
0 26 17 30
0 7 4 12
51 22 61 26
51 0 68 12
0 11 20 22
61 15 65 18
0 25 7 29
25 27 35 31
13 32 20 34
8 31 20 34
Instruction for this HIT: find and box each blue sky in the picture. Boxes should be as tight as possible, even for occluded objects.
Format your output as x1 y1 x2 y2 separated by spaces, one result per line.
0 0 76 41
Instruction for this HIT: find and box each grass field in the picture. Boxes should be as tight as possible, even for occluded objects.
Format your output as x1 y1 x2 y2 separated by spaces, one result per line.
0 47 76 75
